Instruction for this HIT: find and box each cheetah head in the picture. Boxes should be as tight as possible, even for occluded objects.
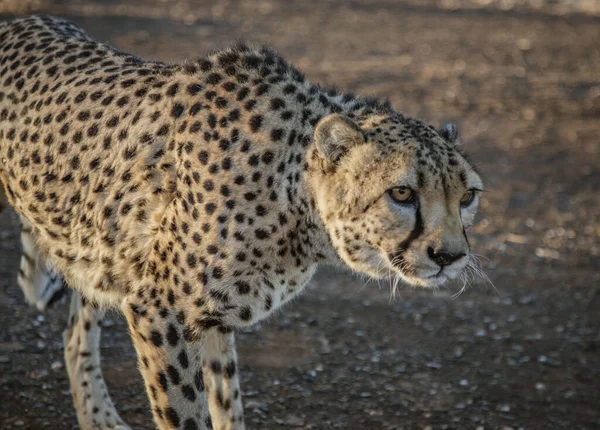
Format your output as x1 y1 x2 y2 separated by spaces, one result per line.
309 113 483 288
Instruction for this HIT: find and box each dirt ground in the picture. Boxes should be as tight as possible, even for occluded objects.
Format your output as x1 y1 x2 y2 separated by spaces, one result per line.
0 1 599 429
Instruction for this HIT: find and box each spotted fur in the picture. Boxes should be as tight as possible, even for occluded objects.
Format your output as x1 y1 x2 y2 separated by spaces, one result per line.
0 16 483 430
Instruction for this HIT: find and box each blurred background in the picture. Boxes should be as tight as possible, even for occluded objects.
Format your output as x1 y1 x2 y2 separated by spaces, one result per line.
0 0 598 428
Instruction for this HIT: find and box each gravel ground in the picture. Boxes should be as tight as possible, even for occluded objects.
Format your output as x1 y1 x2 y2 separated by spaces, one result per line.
0 1 599 429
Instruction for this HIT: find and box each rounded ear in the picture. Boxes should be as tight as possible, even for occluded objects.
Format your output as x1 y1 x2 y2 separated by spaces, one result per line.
314 114 366 165
439 123 460 144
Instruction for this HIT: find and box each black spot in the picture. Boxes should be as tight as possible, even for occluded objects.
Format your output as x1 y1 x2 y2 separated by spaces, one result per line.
183 418 198 430
236 87 249 101
166 83 179 96
166 324 179 346
116 96 129 107
188 83 203 95
187 253 197 268
206 73 222 85
208 114 217 128
262 151 274 164
239 307 252 321
74 91 87 103
270 98 285 110
157 124 170 136
198 59 212 71
171 103 185 118
236 281 250 295
198 151 209 165
167 365 181 385
255 229 269 239
165 407 180 428
150 330 163 347
215 97 227 108
106 116 119 127
243 55 260 69
249 115 263 132
256 205 267 216
211 361 222 374
87 123 99 137
189 103 202 115
225 361 236 378
178 350 189 369
158 372 169 391
203 179 215 191
222 81 236 92
182 384 196 402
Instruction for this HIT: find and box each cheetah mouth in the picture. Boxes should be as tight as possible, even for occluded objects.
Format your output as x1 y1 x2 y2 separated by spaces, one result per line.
402 271 449 288
386 259 461 288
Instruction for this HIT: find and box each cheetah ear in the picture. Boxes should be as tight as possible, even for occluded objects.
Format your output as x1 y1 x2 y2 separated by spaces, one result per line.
314 114 366 165
439 123 460 144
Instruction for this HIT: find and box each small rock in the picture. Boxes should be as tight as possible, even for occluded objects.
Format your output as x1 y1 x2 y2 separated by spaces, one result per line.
538 355 562 367
519 295 535 305
0 355 10 363
285 415 304 426
395 365 406 373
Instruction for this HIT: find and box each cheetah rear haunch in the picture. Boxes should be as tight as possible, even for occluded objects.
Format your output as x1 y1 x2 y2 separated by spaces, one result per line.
0 16 483 430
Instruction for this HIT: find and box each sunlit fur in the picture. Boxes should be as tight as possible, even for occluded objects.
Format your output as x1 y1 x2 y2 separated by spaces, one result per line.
307 113 483 293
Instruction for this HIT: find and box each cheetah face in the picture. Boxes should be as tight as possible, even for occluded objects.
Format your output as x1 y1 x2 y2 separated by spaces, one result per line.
310 114 483 288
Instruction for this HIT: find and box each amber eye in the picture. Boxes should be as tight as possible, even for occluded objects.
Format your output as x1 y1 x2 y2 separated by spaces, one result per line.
460 190 476 207
389 187 416 204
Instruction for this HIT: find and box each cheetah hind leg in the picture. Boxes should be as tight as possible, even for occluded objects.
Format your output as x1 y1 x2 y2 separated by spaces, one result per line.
63 291 131 430
17 216 66 311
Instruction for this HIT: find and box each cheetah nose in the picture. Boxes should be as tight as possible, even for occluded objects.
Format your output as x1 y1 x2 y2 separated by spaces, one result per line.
427 247 465 267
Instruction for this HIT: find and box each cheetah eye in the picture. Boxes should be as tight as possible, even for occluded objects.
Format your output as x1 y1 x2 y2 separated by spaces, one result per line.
388 187 416 205
460 190 476 207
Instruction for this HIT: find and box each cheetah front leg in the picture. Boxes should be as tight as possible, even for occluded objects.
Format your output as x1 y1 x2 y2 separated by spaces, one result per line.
63 291 130 430
202 329 244 429
122 295 244 430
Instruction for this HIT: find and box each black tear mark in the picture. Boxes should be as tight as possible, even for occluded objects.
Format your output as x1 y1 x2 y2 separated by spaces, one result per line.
389 206 424 273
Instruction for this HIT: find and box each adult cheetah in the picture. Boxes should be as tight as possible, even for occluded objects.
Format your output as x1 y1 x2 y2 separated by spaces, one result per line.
0 15 483 430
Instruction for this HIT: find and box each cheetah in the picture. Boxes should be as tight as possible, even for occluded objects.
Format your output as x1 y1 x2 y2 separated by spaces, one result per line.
0 15 484 430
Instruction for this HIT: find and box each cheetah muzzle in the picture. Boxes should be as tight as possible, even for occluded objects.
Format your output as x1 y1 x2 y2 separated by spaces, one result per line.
0 15 483 430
